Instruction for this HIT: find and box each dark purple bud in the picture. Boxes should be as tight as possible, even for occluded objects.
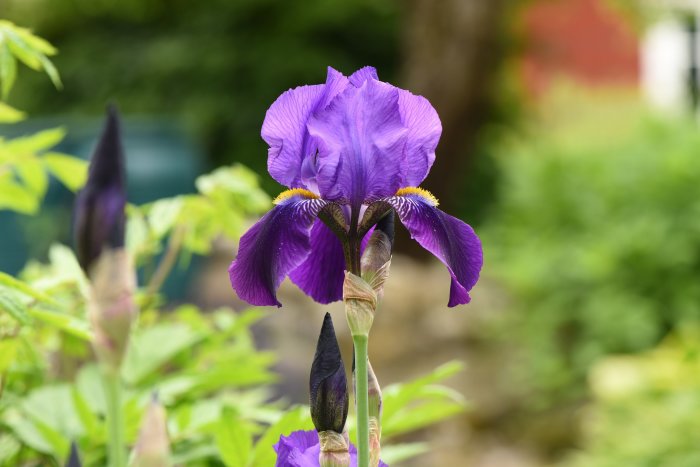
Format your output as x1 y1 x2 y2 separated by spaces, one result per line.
310 313 348 434
74 105 127 273
65 441 82 467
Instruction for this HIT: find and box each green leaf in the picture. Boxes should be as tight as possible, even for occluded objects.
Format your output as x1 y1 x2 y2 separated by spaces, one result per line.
5 29 42 70
0 102 25 123
28 308 92 340
0 271 62 307
5 127 65 154
13 27 57 55
0 435 21 465
250 406 312 467
148 197 184 238
16 158 48 197
382 398 466 438
0 43 17 99
47 243 90 298
37 53 62 89
0 338 19 372
4 413 56 455
0 284 30 324
42 153 87 191
382 361 464 420
381 442 429 465
21 385 85 437
71 387 100 441
122 323 204 385
215 409 252 467
379 361 467 439
0 176 38 214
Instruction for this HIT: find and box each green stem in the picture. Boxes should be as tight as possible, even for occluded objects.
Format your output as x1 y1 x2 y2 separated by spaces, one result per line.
353 334 370 467
102 369 126 467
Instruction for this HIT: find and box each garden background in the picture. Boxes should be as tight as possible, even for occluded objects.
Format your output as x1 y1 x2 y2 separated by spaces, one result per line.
2 0 700 466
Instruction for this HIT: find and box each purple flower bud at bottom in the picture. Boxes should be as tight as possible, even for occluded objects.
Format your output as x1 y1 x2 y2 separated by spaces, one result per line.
274 430 388 467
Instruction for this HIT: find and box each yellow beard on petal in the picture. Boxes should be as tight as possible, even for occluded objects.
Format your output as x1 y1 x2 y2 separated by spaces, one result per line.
273 188 319 205
395 186 439 206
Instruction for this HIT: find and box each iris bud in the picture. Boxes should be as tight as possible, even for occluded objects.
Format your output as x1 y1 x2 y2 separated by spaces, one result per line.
310 313 349 434
74 105 127 274
360 212 394 295
75 106 136 372
131 393 171 467
65 441 82 467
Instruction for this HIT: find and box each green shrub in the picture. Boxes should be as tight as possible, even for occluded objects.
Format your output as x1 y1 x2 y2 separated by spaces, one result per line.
565 329 700 467
486 94 700 402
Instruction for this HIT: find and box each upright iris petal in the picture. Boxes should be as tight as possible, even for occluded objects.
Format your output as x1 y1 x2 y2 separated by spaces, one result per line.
309 78 407 207
263 67 348 189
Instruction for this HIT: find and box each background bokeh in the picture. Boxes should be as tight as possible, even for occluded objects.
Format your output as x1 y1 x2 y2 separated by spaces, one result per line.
2 0 700 465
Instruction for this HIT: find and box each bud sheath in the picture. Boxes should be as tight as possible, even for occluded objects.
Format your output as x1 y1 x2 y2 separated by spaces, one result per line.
318 430 350 467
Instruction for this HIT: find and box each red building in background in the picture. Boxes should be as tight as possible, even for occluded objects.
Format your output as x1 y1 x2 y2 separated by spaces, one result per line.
521 0 640 95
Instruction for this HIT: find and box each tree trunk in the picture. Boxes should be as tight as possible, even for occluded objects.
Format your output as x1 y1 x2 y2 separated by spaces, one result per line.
401 0 508 218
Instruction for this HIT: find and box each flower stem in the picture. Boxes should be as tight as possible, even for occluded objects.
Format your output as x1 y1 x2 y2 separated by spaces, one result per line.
102 369 126 467
353 334 370 467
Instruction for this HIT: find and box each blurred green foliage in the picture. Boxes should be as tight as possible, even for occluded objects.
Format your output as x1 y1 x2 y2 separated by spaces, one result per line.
565 329 700 467
487 89 700 403
2 0 400 194
0 21 85 215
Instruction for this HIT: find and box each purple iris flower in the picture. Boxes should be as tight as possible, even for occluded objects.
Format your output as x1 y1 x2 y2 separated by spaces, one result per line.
274 430 388 467
229 66 483 307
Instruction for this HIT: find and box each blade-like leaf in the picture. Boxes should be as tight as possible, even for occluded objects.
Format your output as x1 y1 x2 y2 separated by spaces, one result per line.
0 284 30 324
215 409 252 467
0 102 25 123
0 43 17 99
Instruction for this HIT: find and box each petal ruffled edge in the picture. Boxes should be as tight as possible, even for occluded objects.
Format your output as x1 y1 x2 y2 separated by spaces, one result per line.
229 195 327 307
263 67 349 189
386 192 482 307
310 78 407 207
397 89 441 187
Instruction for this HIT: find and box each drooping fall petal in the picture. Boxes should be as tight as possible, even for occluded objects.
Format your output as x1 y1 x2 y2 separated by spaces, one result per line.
229 193 327 306
289 221 346 304
385 190 482 307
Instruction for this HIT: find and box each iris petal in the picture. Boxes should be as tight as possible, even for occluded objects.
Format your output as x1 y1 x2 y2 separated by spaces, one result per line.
310 78 407 208
274 430 388 467
386 192 483 307
289 221 345 304
397 89 441 187
229 195 327 307
289 221 375 304
348 66 378 86
263 67 348 189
